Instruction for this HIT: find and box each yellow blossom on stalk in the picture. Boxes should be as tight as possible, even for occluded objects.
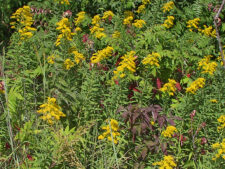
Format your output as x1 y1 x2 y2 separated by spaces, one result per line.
55 0 70 5
136 5 146 14
133 19 146 28
124 11 134 18
161 126 177 138
0 89 4 94
55 18 75 46
210 99 218 103
160 79 177 96
198 55 217 75
64 58 74 70
113 51 136 79
112 31 120 38
162 1 175 13
92 15 101 25
142 52 161 67
90 24 106 39
123 16 133 25
98 119 120 144
91 46 114 63
102 11 114 20
186 78 205 94
74 11 86 26
95 32 106 39
47 55 55 64
200 25 216 37
37 97 66 125
75 27 82 32
152 155 177 168
212 139 225 160
217 115 225 131
72 50 85 64
142 0 150 5
163 16 174 28
186 18 200 32
10 6 36 40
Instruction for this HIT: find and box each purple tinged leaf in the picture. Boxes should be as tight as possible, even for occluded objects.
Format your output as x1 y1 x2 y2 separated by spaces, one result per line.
141 147 148 159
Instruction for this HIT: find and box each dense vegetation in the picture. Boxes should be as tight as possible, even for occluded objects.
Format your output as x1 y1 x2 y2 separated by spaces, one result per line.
1 0 225 168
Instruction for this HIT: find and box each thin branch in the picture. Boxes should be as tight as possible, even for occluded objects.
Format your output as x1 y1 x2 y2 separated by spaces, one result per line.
214 0 225 68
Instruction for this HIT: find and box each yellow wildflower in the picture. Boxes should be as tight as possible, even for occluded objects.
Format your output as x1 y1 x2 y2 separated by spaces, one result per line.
211 139 225 160
47 55 55 64
10 6 36 40
217 115 225 131
112 31 120 38
91 46 114 63
98 119 120 144
92 15 101 25
162 1 175 13
200 25 216 37
64 58 74 70
74 11 86 26
136 5 146 14
95 32 106 39
102 11 114 20
142 0 150 5
72 50 85 64
152 155 177 168
163 16 174 28
210 99 218 103
187 18 200 32
37 97 66 124
198 55 217 75
75 27 82 32
160 79 177 96
55 0 70 5
55 18 74 46
133 19 146 28
113 51 136 79
186 78 205 94
142 52 161 67
123 16 133 25
162 126 177 138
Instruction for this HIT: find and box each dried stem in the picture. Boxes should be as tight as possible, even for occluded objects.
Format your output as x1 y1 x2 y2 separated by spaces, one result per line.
214 0 225 68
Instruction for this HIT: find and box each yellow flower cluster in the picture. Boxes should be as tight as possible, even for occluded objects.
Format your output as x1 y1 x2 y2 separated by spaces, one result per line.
217 115 225 131
72 50 85 64
47 55 56 64
152 155 177 169
0 89 4 95
37 97 66 125
92 14 101 25
55 18 74 46
162 1 175 13
163 16 174 28
210 99 218 103
161 126 177 138
102 11 114 20
142 0 150 5
124 11 134 18
98 119 120 144
198 55 217 75
64 58 75 70
200 25 216 37
91 46 114 63
123 16 134 25
113 51 136 79
160 79 177 96
137 5 146 14
112 31 120 38
212 139 225 160
10 6 36 40
142 52 161 67
90 14 106 39
186 18 200 32
55 0 70 5
186 78 205 94
74 11 86 26
133 19 146 28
